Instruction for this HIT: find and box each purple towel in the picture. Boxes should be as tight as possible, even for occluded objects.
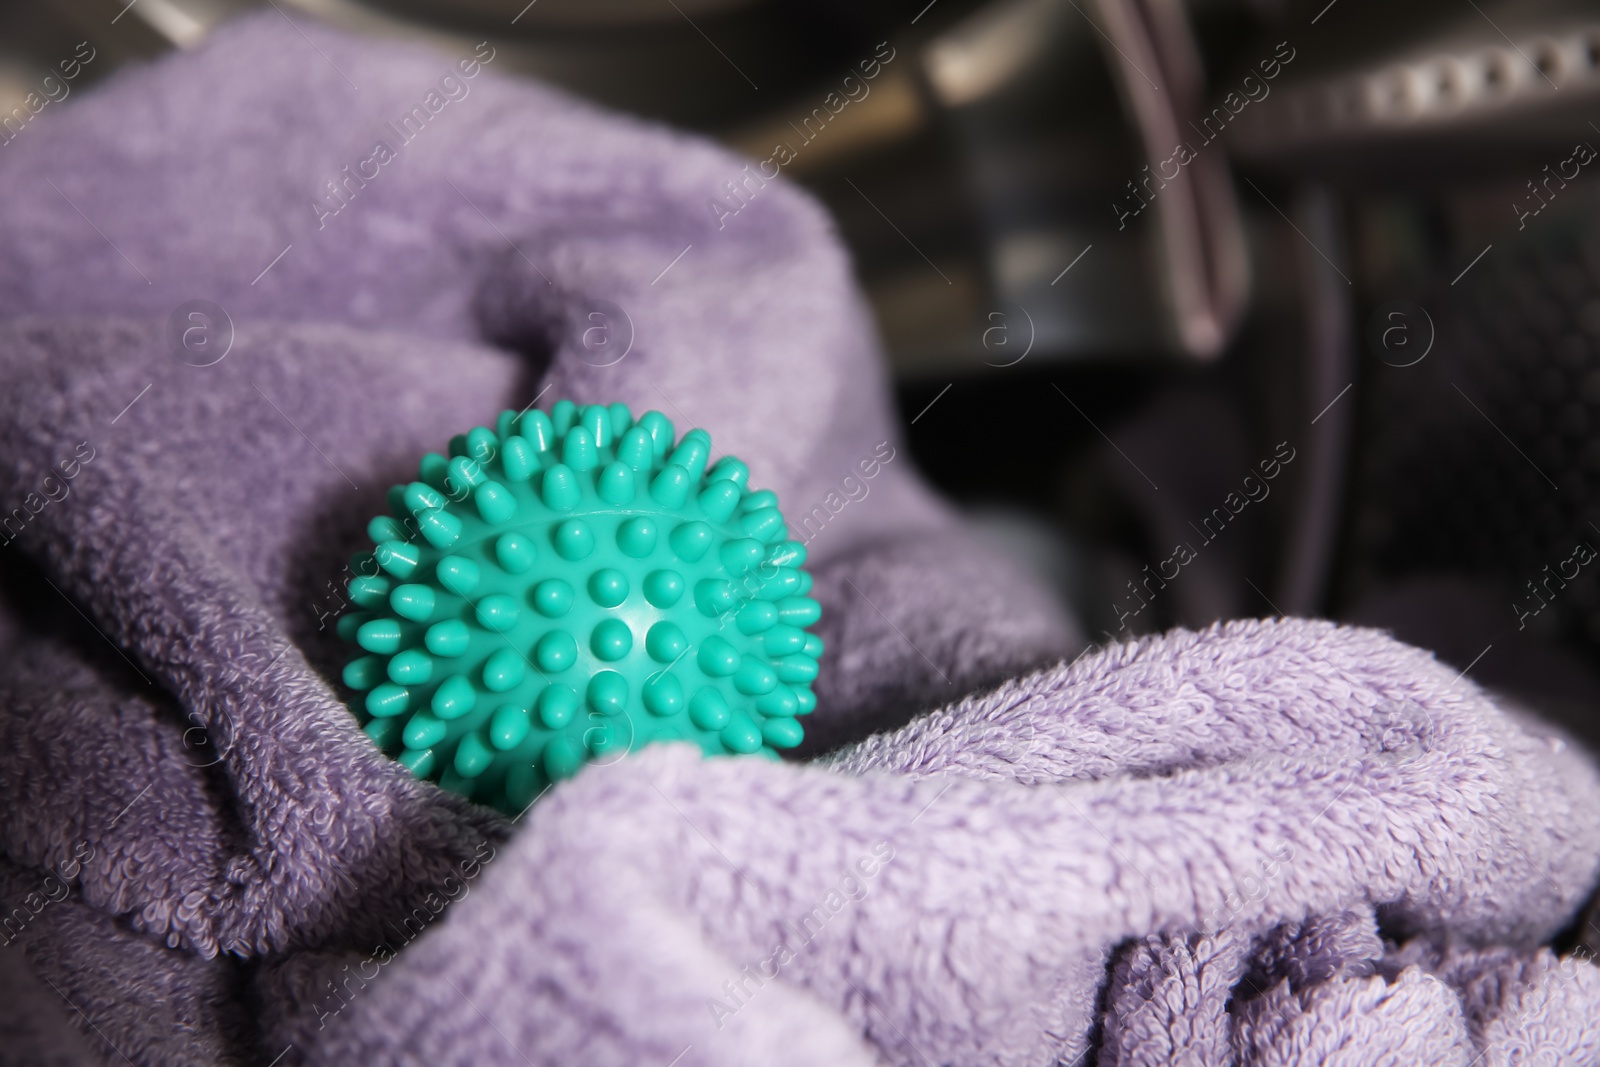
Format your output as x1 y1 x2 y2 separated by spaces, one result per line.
1 14 1597 1066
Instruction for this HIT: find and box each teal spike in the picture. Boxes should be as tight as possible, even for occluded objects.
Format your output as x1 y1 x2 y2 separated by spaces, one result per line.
501 436 537 481
668 429 711 481
343 655 384 690
390 583 436 622
767 540 806 568
563 427 599 472
374 540 421 579
416 507 462 549
777 597 821 626
643 569 684 607
668 521 712 561
718 537 764 576
543 736 585 779
495 533 537 574
432 676 478 719
757 685 799 717
448 456 486 490
403 481 446 516
454 730 496 777
551 399 577 435
650 465 690 508
775 655 819 684
388 649 434 685
758 567 802 600
541 464 581 511
367 683 409 717
736 601 778 634
519 409 555 453
418 453 451 493
357 618 404 655
475 593 521 632
689 686 730 729
740 507 786 543
617 427 654 471
597 461 635 505
608 402 633 439
398 747 437 777
490 703 531 750
581 403 611 450
762 717 803 748
348 574 391 610
475 481 518 524
425 619 470 656
336 612 369 643
740 489 779 514
365 716 404 750
708 456 749 487
617 517 657 558
763 625 805 656
368 516 408 545
436 555 481 596
404 712 448 750
466 426 498 463
637 410 673 460
698 481 740 523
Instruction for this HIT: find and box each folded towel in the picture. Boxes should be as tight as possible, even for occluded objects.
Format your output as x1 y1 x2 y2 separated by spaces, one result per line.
0 13 1596 1066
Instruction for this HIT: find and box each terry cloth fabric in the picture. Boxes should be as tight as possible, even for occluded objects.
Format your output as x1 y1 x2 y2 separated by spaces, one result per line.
0 13 1597 1066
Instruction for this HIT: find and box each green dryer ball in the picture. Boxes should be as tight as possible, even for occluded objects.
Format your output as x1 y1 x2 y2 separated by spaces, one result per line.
336 399 823 816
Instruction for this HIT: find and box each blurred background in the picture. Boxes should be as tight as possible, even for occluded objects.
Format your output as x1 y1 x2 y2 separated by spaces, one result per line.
11 0 1600 742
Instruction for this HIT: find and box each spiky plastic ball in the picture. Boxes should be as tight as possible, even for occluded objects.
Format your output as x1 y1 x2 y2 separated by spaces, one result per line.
336 399 822 816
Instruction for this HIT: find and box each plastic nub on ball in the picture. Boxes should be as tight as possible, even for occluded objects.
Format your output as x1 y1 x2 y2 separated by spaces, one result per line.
336 400 822 815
